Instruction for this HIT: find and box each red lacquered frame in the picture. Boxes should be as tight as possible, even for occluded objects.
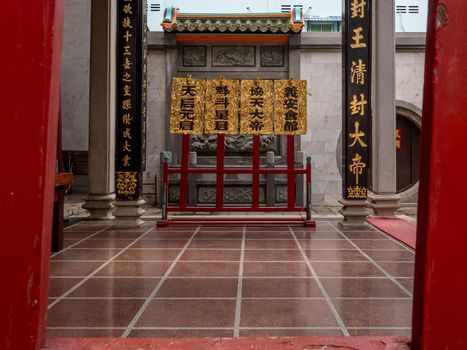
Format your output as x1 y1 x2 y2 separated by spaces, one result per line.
157 134 315 227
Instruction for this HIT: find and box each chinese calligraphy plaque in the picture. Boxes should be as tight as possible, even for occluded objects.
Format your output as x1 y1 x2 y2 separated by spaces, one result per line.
170 77 206 134
115 0 147 200
205 79 239 134
274 80 307 135
342 0 372 200
240 80 274 135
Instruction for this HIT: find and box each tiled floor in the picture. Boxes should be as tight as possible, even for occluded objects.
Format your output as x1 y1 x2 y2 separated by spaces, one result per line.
47 220 415 338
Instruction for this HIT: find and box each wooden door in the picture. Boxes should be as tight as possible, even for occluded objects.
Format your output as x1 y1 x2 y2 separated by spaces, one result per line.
396 115 421 192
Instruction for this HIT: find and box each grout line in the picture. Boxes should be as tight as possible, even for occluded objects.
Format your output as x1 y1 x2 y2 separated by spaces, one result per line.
62 247 410 251
49 275 413 280
51 224 115 258
288 225 350 337
47 225 156 309
51 259 414 263
233 226 246 337
50 296 412 301
120 226 201 338
331 224 413 297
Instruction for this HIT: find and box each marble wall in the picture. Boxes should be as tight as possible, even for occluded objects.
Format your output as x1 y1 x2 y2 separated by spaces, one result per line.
61 0 91 151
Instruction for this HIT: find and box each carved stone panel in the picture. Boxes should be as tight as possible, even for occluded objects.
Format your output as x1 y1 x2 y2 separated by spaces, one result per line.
212 46 255 67
198 186 265 204
191 135 278 155
183 46 207 67
261 46 285 67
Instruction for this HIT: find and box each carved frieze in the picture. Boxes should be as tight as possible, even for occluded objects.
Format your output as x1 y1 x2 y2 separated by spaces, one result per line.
191 135 278 154
261 46 285 67
212 46 255 67
183 46 207 67
198 186 265 204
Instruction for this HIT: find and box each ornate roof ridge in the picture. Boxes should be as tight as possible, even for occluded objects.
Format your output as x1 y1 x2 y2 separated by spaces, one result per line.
161 6 305 34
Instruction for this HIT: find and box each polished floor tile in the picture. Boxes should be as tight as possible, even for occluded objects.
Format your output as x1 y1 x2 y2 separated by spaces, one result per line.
242 278 322 297
303 249 368 262
320 278 408 298
377 262 415 278
343 231 389 240
239 328 343 337
396 278 414 292
244 262 312 277
312 262 385 277
69 277 160 297
331 298 412 327
48 278 83 297
298 240 356 250
47 328 124 338
96 261 172 277
351 240 407 250
246 231 293 239
293 231 344 239
156 278 238 297
240 299 338 327
48 299 145 327
52 249 122 261
50 261 103 277
188 239 242 249
129 329 234 338
348 328 411 337
170 262 239 277
115 248 181 261
180 249 241 261
363 249 415 262
244 249 304 261
135 299 236 327
245 240 299 249
73 239 136 249
131 239 189 248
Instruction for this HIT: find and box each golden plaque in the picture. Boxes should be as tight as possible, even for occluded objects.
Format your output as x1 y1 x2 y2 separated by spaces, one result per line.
274 80 307 135
205 79 239 134
240 79 274 135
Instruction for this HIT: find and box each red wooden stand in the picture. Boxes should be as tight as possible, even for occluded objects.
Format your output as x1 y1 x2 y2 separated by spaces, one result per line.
158 134 315 227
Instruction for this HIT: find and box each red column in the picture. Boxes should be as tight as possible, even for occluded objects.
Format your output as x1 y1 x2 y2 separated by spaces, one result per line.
412 1 467 349
1 1 64 349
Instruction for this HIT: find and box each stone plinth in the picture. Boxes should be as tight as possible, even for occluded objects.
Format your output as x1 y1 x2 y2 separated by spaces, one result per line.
338 199 371 228
113 199 146 228
368 193 401 217
83 194 115 220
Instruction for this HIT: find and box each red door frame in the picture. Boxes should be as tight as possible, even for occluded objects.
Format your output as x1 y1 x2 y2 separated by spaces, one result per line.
1 0 64 349
3 0 467 349
411 0 467 349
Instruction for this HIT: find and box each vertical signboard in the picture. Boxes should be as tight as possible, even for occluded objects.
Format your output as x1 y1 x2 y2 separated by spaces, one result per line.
205 79 239 134
274 80 307 135
342 0 371 200
240 80 274 135
116 0 147 200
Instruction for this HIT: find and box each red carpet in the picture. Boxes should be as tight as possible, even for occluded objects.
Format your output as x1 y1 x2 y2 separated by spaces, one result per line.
368 217 416 249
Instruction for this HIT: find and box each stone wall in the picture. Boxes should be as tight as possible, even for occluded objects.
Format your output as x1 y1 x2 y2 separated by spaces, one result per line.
61 0 91 151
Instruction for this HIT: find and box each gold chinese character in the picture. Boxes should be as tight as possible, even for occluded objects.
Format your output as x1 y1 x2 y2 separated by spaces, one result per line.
123 84 131 97
122 17 133 28
396 128 402 150
123 4 132 14
349 121 367 148
351 59 367 85
124 46 131 55
122 155 131 167
123 128 132 139
116 171 137 196
122 140 132 152
123 30 132 42
351 0 366 19
123 57 132 70
347 185 367 199
351 27 367 49
122 99 132 110
350 93 368 116
349 153 366 185
122 113 133 125
122 72 132 82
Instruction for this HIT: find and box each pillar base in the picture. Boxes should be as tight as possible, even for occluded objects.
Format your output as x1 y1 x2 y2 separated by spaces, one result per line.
83 194 115 220
338 198 371 229
114 198 146 228
368 193 401 217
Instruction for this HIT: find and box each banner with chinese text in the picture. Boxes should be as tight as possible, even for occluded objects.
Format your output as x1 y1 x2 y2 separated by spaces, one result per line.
342 0 372 200
274 80 307 134
240 80 274 135
205 79 239 134
169 77 205 134
115 0 147 200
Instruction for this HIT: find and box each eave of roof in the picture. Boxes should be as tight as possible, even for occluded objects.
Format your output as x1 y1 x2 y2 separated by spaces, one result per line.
161 7 305 34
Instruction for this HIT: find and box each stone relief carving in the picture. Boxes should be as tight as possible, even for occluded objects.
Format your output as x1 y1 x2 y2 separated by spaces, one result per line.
198 186 265 204
191 135 277 154
183 46 207 67
261 46 285 67
212 46 255 67
275 185 288 203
